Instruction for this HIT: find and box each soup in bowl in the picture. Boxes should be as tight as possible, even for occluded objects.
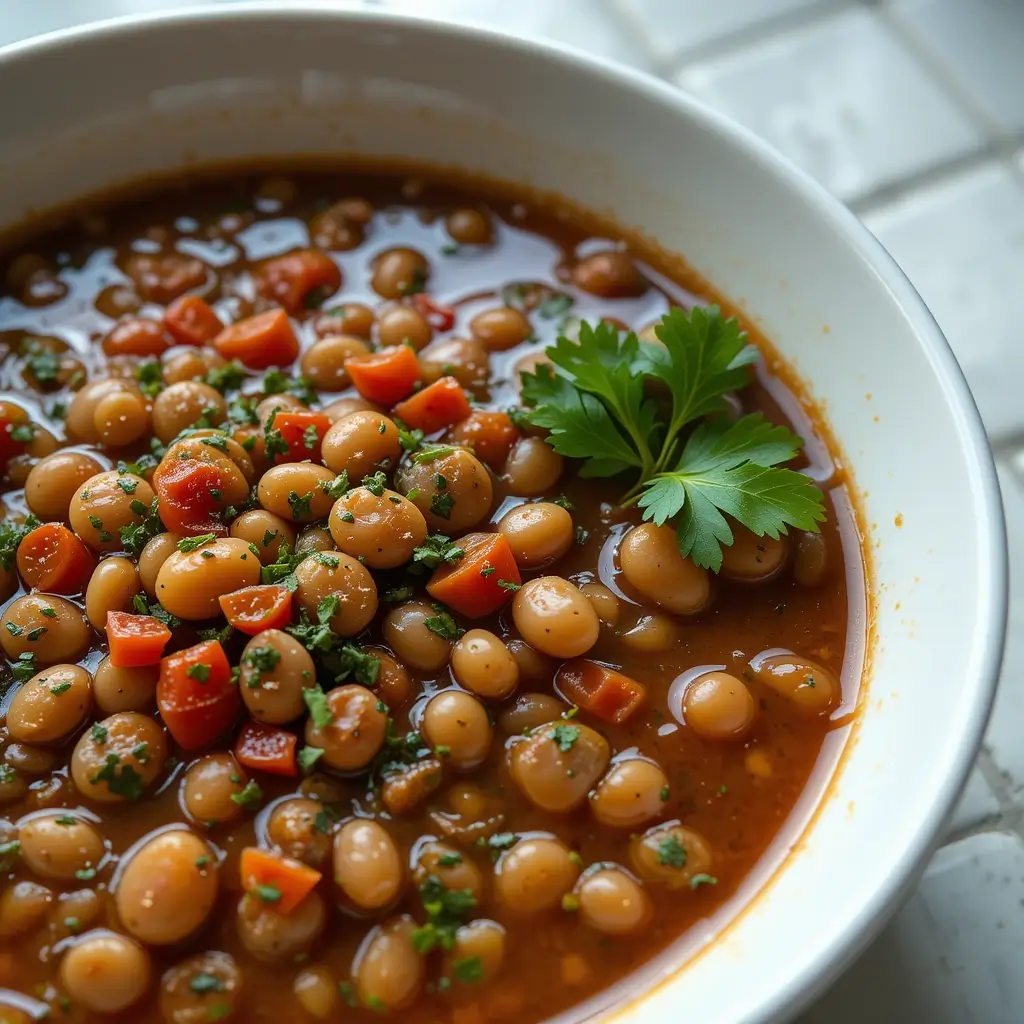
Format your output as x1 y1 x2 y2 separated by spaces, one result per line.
0 6 1005 1024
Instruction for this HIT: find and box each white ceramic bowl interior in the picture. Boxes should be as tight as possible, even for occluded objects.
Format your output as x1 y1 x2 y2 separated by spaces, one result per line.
0 6 1006 1022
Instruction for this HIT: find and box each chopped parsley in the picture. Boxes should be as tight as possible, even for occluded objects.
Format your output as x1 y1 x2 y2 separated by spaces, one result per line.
320 471 350 500
454 956 484 984
657 835 688 869
303 686 333 728
429 492 455 519
230 779 264 810
411 533 465 570
89 753 145 800
90 723 108 744
287 490 313 519
178 533 218 553
362 471 387 497
410 875 477 953
186 663 211 683
551 724 580 752
255 882 281 903
189 972 226 994
690 873 718 889
298 745 325 773
423 610 462 641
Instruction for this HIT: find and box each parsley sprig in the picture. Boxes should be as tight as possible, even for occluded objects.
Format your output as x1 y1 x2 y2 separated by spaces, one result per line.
520 307 826 571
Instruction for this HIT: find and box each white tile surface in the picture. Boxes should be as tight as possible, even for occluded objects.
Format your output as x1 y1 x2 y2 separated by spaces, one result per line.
800 831 1024 1024
894 0 1024 134
862 163 1024 440
608 0 835 62
946 767 1000 836
676 7 984 202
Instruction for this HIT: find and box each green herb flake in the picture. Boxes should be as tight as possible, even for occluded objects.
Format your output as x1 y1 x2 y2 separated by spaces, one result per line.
423 610 462 641
362 471 388 497
287 490 313 519
230 779 264 810
186 663 211 683
690 873 718 889
255 882 282 903
298 745 325 774
657 835 687 869
303 686 333 728
189 972 226 994
430 492 455 520
454 956 484 984
551 723 580 752
90 724 108 744
89 753 145 800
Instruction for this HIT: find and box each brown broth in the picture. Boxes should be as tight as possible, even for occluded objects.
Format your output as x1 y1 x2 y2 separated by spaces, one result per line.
0 168 862 1024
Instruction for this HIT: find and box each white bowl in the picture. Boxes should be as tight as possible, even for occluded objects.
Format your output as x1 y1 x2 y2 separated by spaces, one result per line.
0 5 1006 1022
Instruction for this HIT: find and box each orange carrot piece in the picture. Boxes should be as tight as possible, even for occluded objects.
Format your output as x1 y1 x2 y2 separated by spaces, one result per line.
255 250 342 316
164 294 224 347
447 410 520 470
555 660 647 725
219 585 292 636
107 611 172 668
234 721 299 777
239 847 321 915
214 308 300 370
153 456 227 536
15 523 94 594
157 640 238 751
267 410 332 464
426 532 521 618
345 345 421 406
102 317 170 358
393 376 471 434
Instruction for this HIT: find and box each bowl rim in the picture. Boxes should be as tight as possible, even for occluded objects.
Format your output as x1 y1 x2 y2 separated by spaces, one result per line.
0 3 1009 1021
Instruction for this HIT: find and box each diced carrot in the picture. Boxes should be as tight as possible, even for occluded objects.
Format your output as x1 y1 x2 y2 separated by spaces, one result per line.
234 721 298 777
153 455 227 536
266 410 332 464
447 410 520 469
410 293 456 331
393 377 471 434
164 294 224 347
219 585 292 636
15 523 94 594
214 308 300 370
426 532 521 618
107 611 172 667
555 660 647 725
345 345 421 406
157 640 239 751
102 317 170 358
255 250 342 316
239 847 321 915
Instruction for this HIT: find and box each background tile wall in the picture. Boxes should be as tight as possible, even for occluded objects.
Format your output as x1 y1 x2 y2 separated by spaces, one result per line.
3 1 1023 1019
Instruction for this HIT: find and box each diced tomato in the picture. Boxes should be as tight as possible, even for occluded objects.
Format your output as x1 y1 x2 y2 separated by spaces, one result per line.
107 611 172 667
266 411 332 464
0 405 33 473
164 295 224 347
214 308 300 370
555 660 647 725
102 317 170 358
447 411 520 470
239 847 321 915
392 377 471 434
15 523 94 593
158 640 239 751
152 456 227 536
426 532 521 618
234 721 298 777
219 585 292 636
345 345 421 406
255 250 342 316
410 293 456 331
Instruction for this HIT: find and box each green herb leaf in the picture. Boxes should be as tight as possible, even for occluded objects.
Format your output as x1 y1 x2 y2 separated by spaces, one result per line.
298 745 325 773
303 686 334 728
657 835 687 869
411 533 465 570
230 779 264 810
177 533 218 553
454 956 485 984
551 724 580 752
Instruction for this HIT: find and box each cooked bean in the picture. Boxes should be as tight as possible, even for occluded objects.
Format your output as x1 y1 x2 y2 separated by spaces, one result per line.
305 684 388 771
294 551 377 637
66 379 142 444
0 880 53 938
321 395 382 422
4 744 58 775
116 829 218 944
579 582 621 626
620 613 682 653
60 930 151 1013
512 576 600 659
266 797 331 867
446 209 492 246
156 537 260 619
181 753 248 827
18 812 106 881
470 307 531 351
381 758 443 816
160 951 242 1024
0 595 90 665
328 486 427 569
509 722 610 812
793 531 829 587
502 437 564 496
168 432 254 488
151 381 226 443
366 647 413 708
419 337 489 391
238 629 316 724
0 765 28 805
499 692 565 735
47 887 102 940
444 919 506 985
575 867 651 935
750 653 840 714
321 411 401 480
572 251 646 298
394 447 493 533
237 889 325 963
300 334 370 390
682 671 757 741
619 523 709 615
498 502 573 569
230 509 295 566
6 665 92 744
70 712 167 803
377 306 433 350
721 524 788 582
294 965 337 1019
68 469 155 552
314 302 374 340
138 531 182 597
590 759 669 828
422 690 493 769
161 346 225 385
256 393 305 421
494 836 579 914
334 819 403 910
295 525 337 555
93 657 159 714
24 451 104 521
85 555 141 631
505 641 557 688
371 248 429 300
382 600 453 674
630 823 713 890
94 387 150 447
354 916 424 1010
412 840 484 901
257 463 336 523
451 629 519 700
